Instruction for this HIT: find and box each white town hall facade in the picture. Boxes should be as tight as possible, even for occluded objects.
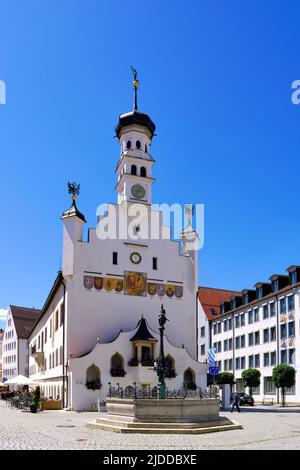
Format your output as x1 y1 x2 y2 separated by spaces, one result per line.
28 77 208 410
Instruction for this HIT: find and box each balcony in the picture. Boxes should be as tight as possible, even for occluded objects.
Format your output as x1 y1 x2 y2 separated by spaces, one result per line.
32 351 44 367
128 358 139 367
110 368 126 377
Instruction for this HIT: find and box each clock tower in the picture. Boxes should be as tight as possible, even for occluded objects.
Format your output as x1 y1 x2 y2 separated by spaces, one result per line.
115 69 156 206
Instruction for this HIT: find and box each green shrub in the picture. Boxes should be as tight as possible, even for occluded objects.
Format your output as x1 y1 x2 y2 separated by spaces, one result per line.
272 364 296 406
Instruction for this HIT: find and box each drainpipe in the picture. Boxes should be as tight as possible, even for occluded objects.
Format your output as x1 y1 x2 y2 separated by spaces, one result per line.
275 293 280 404
62 278 66 408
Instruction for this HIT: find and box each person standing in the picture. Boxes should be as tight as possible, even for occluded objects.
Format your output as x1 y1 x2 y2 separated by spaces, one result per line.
230 391 241 413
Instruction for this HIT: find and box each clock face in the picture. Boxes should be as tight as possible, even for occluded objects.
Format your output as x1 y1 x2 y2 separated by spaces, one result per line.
131 184 145 200
130 252 142 265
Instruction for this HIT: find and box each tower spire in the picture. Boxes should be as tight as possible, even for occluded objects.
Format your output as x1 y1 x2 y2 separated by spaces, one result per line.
131 65 139 111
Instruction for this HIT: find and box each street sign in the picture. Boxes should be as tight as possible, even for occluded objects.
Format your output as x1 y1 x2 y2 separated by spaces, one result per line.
209 366 219 375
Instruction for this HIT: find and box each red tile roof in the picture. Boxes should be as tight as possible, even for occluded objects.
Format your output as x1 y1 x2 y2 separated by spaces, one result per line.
198 286 240 321
10 305 41 339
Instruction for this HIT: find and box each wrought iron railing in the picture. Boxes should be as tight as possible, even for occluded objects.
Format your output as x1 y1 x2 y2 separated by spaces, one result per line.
107 383 218 400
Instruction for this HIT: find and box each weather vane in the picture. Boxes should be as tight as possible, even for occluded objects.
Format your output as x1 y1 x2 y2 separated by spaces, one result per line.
131 66 139 111
68 182 80 201
184 203 194 228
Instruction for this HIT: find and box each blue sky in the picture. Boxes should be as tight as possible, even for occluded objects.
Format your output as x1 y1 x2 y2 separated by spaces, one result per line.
1 0 300 328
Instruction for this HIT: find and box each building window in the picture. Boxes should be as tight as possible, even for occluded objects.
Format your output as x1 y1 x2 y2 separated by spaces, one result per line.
287 295 294 311
136 140 141 149
249 355 254 368
131 164 137 175
280 324 287 339
288 321 295 337
248 311 253 324
241 356 245 369
254 308 259 322
270 302 275 317
200 326 205 338
229 358 233 370
200 344 205 356
263 305 268 320
223 359 228 371
235 316 240 328
291 271 297 285
270 326 276 342
264 377 276 394
55 310 59 331
243 293 249 305
217 323 221 334
126 140 131 149
60 302 65 326
228 338 233 350
254 331 260 345
224 319 228 331
140 166 146 177
273 279 279 292
254 354 260 368
281 350 287 364
235 336 240 349
248 333 254 346
221 304 225 315
152 257 158 270
270 351 276 366
280 298 286 314
217 341 222 353
263 328 269 343
112 252 118 265
241 335 245 348
224 339 228 351
240 313 245 326
264 352 270 367
228 318 232 330
257 287 263 299
236 357 240 370
289 349 295 365
213 324 217 335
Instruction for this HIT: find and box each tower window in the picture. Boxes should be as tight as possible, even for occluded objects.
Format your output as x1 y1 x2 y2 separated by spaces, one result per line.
112 252 118 265
145 144 148 153
126 140 131 149
136 140 141 149
131 165 137 175
153 257 158 270
140 166 147 177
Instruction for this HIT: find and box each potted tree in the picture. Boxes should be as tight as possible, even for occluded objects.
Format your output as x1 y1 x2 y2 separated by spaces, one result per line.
241 368 261 398
272 364 296 407
29 386 41 413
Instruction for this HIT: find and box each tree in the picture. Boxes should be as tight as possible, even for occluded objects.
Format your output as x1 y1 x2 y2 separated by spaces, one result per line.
217 372 235 385
241 368 261 397
272 364 296 407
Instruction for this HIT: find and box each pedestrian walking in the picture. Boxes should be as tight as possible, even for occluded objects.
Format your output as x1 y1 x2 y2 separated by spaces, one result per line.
230 391 241 413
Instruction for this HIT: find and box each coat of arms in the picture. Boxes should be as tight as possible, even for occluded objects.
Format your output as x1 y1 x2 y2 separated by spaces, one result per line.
124 271 147 296
104 278 116 291
175 285 183 298
83 276 94 290
148 283 157 296
156 284 166 297
166 284 175 297
115 279 124 292
94 277 103 290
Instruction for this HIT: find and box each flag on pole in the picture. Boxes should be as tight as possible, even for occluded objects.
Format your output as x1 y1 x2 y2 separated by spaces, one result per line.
207 347 216 367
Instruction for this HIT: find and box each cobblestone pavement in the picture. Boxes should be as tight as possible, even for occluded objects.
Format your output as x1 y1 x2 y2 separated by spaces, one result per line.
1 400 300 450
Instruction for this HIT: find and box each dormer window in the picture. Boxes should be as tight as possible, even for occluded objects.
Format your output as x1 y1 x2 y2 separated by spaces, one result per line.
273 279 279 292
231 299 236 310
257 287 263 299
221 304 225 315
291 271 297 285
243 293 249 305
126 140 132 149
136 140 141 149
